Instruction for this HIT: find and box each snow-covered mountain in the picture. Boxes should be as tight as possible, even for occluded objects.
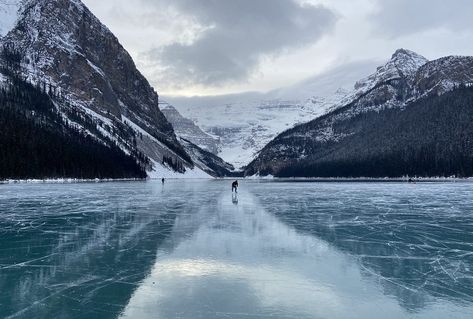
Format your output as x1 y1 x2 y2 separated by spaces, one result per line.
0 0 231 178
165 60 378 169
159 101 220 154
245 49 473 178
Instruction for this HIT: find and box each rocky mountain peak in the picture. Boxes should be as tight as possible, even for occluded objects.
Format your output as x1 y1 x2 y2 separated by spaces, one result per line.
391 48 426 60
389 48 429 78
4 0 178 137
160 101 221 154
353 48 428 95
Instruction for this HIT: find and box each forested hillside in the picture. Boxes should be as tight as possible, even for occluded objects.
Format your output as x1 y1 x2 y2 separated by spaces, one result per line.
0 77 147 179
246 85 473 178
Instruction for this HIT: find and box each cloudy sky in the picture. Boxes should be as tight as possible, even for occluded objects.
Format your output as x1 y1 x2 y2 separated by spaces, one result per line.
82 0 473 96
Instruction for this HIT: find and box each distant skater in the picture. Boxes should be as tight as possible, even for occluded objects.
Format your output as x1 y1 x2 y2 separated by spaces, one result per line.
232 180 239 193
162 177 165 184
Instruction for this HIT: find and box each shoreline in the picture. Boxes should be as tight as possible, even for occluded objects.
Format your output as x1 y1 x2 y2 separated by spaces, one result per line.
250 177 470 183
0 177 146 184
1 176 473 184
245 175 473 182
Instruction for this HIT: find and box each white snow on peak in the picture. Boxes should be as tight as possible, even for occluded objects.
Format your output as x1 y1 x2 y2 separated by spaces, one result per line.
352 49 428 98
0 0 22 38
389 48 429 78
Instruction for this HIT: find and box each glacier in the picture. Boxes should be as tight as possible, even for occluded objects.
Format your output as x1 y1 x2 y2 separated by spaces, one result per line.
165 60 379 169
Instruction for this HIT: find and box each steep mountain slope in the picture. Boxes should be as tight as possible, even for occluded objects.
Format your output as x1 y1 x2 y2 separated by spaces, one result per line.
160 101 220 154
0 0 230 178
415 56 473 97
179 138 237 178
0 75 147 179
245 50 473 177
165 60 377 168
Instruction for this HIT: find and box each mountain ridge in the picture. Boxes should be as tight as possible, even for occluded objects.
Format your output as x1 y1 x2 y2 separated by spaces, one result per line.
159 101 221 154
245 49 473 177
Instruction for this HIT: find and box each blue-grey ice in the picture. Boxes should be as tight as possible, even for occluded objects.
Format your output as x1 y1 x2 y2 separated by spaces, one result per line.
0 180 472 318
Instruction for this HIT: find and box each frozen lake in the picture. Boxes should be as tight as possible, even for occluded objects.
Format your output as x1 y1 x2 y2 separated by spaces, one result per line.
0 180 472 318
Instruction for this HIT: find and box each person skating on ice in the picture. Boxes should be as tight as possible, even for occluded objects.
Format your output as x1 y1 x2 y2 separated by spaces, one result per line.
232 180 239 193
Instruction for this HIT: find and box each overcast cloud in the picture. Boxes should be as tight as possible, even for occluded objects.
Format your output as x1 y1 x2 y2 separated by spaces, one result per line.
82 0 473 96
371 0 473 37
144 0 336 88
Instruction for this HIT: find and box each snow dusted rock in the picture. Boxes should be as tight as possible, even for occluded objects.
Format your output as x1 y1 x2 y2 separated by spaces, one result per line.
160 101 220 154
319 49 430 118
348 49 428 101
354 49 428 91
414 55 473 97
178 138 236 177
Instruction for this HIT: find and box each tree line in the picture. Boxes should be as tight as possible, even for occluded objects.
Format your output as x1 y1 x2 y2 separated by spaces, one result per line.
250 85 473 178
0 75 147 179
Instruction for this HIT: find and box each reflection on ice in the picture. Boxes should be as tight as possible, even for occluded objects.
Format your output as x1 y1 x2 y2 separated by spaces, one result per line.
121 183 473 319
121 192 344 319
248 182 473 311
0 181 472 318
0 182 188 318
232 193 239 205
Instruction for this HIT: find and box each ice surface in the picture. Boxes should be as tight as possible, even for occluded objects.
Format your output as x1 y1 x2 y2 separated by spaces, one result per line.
0 181 472 318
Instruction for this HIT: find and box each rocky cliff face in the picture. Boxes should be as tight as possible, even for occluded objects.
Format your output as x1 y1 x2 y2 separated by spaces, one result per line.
414 56 473 97
160 101 220 154
0 0 232 177
245 49 473 177
179 138 236 178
